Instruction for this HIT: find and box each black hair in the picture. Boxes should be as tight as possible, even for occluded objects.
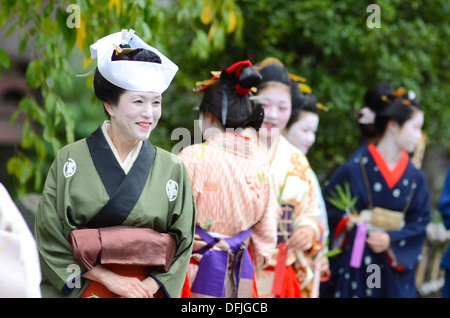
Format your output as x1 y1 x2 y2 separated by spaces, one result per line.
257 63 291 91
199 65 264 130
374 96 422 136
359 82 395 140
93 45 162 118
286 93 318 129
364 82 395 112
360 82 422 139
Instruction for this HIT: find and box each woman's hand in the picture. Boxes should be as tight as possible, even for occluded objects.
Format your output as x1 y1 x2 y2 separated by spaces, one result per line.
286 225 316 251
83 265 153 298
366 231 391 253
345 218 355 232
141 277 161 296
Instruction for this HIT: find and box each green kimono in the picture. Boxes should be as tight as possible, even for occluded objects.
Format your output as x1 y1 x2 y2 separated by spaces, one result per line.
35 124 195 298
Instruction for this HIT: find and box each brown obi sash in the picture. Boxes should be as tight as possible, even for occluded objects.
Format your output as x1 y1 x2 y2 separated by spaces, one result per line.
70 226 177 272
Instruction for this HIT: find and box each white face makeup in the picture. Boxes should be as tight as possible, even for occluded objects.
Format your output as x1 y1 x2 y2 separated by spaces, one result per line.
395 110 424 153
257 85 292 143
284 111 319 155
106 90 162 145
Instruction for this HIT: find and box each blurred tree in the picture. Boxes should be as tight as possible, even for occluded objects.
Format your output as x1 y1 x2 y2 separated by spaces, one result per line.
0 0 188 195
1 0 449 196
231 0 450 181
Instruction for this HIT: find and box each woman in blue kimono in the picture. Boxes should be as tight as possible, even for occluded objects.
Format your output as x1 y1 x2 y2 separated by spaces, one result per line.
320 94 430 298
439 162 450 298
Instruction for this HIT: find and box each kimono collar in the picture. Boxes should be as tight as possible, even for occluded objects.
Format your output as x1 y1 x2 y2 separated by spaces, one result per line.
101 121 142 174
85 124 155 228
206 131 256 159
368 143 409 189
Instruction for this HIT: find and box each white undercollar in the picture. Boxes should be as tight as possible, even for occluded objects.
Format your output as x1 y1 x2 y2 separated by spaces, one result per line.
101 121 142 174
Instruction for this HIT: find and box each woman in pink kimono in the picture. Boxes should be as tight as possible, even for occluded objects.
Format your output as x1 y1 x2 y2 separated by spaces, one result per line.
179 60 278 298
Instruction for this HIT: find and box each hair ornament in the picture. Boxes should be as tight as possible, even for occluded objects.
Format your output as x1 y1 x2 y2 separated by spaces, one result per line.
289 73 306 83
358 107 376 124
223 60 255 96
381 95 389 102
390 88 417 106
112 43 135 56
299 83 312 94
316 102 329 112
401 99 412 106
392 87 406 97
194 77 220 92
113 43 122 55
407 90 416 100
194 60 258 96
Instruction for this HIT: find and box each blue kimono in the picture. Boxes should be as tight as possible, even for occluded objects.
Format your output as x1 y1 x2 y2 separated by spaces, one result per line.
439 162 450 298
320 144 430 298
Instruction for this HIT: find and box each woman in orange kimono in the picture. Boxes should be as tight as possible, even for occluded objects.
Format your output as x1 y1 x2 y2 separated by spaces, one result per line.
179 60 278 298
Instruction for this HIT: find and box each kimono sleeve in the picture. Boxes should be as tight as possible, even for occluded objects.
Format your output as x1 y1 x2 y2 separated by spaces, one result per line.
178 145 203 205
321 163 356 251
249 175 279 269
439 163 450 230
322 163 352 236
286 153 322 239
148 158 196 297
35 153 84 296
387 170 431 270
439 163 450 270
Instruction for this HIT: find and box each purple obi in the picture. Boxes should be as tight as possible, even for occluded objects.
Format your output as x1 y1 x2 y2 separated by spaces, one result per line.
191 226 254 298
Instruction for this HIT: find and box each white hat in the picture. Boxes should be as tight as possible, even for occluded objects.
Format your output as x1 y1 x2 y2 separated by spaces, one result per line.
79 29 178 94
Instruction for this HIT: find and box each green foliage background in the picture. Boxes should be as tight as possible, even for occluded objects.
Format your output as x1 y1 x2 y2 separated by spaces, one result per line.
1 0 449 197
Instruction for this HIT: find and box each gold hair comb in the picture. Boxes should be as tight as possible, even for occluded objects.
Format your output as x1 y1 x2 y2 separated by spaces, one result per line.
317 103 329 112
299 83 312 93
392 87 406 97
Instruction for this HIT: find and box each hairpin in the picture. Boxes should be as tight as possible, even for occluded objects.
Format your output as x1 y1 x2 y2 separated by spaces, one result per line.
407 90 416 100
193 77 220 92
289 73 306 82
299 83 312 94
316 103 329 112
392 87 406 97
401 99 412 106
381 95 390 102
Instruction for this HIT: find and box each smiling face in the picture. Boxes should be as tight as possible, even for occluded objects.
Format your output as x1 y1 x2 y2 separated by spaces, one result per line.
284 111 319 155
257 83 292 144
105 90 162 145
395 110 424 153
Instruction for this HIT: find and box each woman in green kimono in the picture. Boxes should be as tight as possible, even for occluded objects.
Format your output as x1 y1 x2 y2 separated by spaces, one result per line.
35 29 195 298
